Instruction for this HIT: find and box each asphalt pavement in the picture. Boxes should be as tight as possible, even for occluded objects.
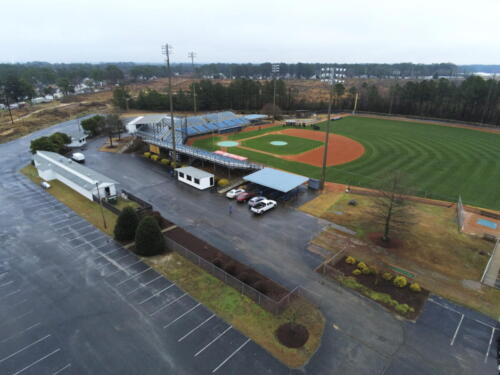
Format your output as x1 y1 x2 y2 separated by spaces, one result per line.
0 116 498 374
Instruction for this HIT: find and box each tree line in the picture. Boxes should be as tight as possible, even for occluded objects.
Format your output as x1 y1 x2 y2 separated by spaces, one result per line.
115 75 500 126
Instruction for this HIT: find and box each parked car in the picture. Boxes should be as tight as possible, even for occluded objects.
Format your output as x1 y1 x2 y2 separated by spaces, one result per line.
236 192 256 203
40 181 51 189
248 196 266 207
71 152 85 163
226 188 245 199
250 199 277 215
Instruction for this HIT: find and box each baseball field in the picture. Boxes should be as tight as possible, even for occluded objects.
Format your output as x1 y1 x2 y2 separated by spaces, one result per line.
191 116 500 210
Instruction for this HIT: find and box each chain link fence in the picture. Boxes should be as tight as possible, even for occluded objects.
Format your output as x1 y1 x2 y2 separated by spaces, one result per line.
164 236 302 314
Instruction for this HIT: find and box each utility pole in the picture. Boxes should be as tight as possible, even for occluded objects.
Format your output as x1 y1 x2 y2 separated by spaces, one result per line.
95 182 107 230
188 51 197 114
320 67 345 190
272 64 279 121
162 43 177 164
1 87 14 125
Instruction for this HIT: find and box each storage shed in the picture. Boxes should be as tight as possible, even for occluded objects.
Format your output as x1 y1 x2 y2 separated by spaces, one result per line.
175 166 214 190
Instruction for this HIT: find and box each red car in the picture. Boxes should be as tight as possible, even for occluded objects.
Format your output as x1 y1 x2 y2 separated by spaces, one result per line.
236 192 256 203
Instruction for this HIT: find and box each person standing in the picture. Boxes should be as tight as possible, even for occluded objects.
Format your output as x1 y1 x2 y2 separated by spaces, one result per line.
228 203 233 216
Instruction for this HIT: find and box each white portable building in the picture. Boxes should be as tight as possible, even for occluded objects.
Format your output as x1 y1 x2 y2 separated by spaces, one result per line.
175 166 214 190
34 151 118 201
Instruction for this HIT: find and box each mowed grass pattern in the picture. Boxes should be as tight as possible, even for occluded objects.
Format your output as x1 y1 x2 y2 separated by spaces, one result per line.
192 117 500 209
241 134 323 155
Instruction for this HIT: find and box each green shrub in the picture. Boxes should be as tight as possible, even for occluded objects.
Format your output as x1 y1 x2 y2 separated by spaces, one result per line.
345 256 356 264
395 303 414 315
160 158 170 165
362 266 373 275
382 272 394 281
144 152 151 158
352 269 362 276
393 275 408 288
151 155 159 161
170 162 178 168
409 282 421 292
357 261 368 270
134 216 165 256
217 178 229 187
114 206 139 242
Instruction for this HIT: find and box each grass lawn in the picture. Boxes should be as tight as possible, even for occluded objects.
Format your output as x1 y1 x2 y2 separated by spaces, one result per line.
145 252 325 368
21 164 117 236
241 134 322 155
303 191 500 318
192 116 500 210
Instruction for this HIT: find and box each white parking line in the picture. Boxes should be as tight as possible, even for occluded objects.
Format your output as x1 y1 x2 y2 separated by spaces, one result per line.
178 315 215 342
163 303 201 329
12 348 61 375
139 283 176 305
116 267 152 286
150 293 187 316
450 314 464 346
428 298 461 315
52 363 71 375
126 275 162 295
473 318 498 331
485 327 495 363
212 338 251 373
0 280 14 288
52 363 71 374
0 334 51 363
0 322 41 344
106 260 143 278
0 288 21 300
194 326 232 357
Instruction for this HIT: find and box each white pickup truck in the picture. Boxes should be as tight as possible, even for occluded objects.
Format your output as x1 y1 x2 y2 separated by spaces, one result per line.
250 199 277 215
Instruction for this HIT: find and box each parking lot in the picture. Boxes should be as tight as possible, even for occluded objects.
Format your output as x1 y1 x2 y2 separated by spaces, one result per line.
0 165 289 374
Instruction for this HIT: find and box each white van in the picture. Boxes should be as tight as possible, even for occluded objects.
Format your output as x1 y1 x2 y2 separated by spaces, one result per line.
71 152 85 163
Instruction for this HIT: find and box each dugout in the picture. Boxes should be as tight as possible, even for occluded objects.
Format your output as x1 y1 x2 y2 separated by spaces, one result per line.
243 168 309 201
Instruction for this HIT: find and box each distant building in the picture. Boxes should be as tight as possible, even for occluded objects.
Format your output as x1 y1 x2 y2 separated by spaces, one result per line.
34 151 118 201
64 126 88 148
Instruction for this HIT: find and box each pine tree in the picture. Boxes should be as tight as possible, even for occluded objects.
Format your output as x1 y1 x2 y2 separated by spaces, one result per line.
114 206 139 242
134 216 165 256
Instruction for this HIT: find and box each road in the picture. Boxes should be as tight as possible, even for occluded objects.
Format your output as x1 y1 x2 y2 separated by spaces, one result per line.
0 116 498 374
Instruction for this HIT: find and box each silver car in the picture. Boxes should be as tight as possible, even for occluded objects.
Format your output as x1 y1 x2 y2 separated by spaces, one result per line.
248 196 266 207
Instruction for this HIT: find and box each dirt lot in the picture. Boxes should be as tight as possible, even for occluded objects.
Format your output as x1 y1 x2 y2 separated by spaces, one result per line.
301 191 500 318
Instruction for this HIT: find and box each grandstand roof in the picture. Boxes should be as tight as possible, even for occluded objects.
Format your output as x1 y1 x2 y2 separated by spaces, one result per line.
243 168 308 193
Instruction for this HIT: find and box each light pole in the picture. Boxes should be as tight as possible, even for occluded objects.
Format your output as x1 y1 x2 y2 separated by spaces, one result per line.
162 43 177 164
188 51 197 114
271 63 280 121
319 67 346 190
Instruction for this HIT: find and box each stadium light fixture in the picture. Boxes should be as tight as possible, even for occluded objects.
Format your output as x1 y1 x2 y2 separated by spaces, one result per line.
319 66 346 190
272 64 280 121
161 43 177 163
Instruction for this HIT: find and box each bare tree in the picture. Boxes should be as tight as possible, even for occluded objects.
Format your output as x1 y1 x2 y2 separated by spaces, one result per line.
104 114 125 146
370 171 413 243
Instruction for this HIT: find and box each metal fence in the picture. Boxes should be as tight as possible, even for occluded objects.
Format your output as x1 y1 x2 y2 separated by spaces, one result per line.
164 236 300 314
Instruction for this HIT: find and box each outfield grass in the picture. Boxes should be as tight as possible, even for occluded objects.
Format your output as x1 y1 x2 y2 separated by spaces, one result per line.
241 134 322 155
193 117 500 209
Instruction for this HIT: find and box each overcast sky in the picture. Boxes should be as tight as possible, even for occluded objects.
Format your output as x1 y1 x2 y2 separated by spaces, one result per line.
1 0 499 65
